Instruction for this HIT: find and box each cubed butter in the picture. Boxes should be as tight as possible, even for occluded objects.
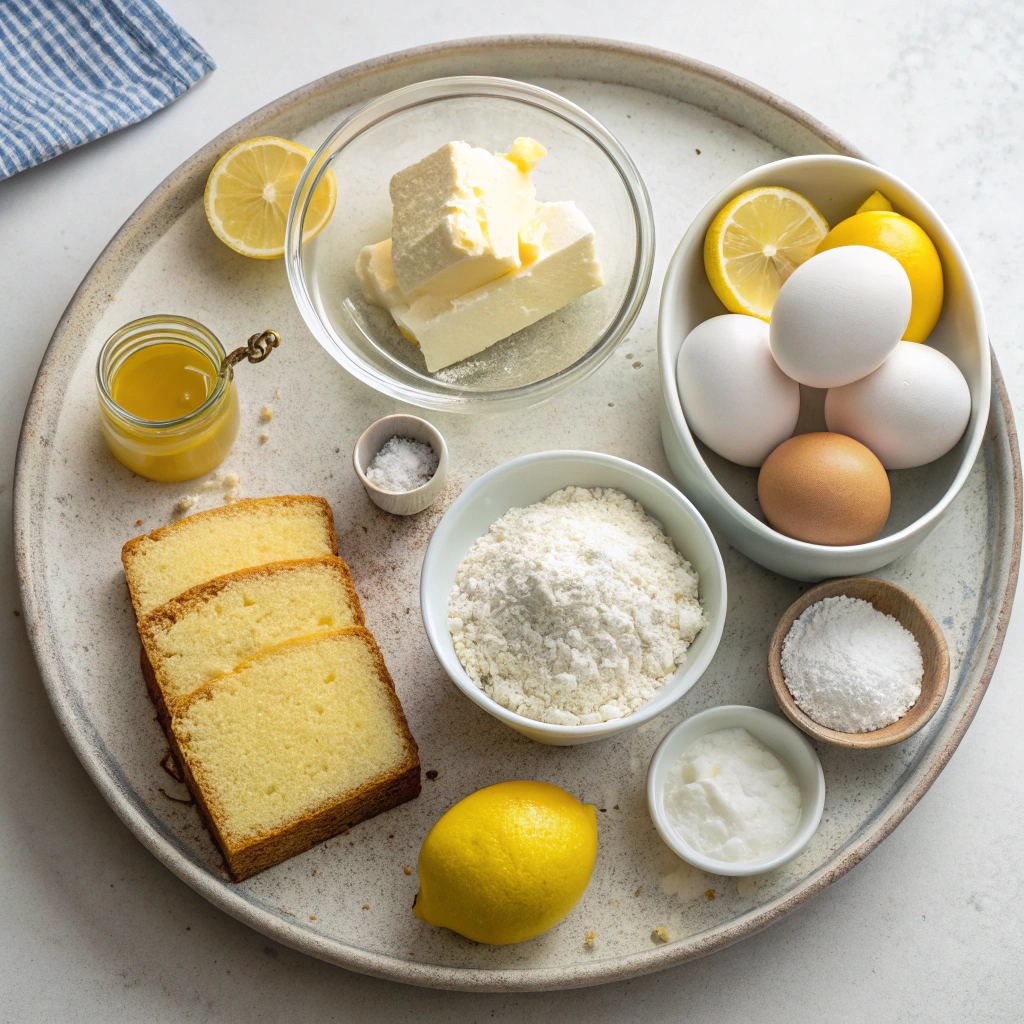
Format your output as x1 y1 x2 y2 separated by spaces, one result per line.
355 239 406 308
388 141 540 298
355 137 603 373
392 202 603 372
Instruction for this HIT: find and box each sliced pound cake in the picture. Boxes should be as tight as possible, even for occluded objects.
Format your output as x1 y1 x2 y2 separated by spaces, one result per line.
170 628 420 881
122 496 337 617
138 557 364 726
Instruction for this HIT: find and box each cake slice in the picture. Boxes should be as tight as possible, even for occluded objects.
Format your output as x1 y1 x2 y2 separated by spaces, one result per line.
170 628 420 881
122 496 336 617
138 557 364 726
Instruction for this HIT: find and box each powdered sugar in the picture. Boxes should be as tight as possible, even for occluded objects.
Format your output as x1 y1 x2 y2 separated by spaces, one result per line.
447 486 705 726
366 436 438 493
781 595 923 732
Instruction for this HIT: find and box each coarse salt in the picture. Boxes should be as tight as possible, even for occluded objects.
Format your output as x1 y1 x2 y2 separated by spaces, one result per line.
781 595 923 733
366 436 438 493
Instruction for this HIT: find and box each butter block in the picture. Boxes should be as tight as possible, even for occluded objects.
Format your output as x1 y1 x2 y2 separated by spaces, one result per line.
391 202 604 372
355 239 407 308
388 141 539 298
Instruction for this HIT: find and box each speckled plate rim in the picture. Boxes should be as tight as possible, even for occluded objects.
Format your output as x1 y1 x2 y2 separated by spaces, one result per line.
13 35 1022 992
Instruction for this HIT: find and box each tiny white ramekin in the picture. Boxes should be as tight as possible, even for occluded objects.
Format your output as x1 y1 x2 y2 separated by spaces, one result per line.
647 704 825 876
353 414 448 516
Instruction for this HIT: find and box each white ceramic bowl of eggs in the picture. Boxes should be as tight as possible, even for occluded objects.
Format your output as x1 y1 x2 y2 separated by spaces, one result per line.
659 155 989 582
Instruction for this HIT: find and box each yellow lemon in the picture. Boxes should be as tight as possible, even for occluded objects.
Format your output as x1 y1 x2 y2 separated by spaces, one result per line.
204 136 336 259
703 186 829 320
816 209 943 341
856 190 893 213
414 781 598 945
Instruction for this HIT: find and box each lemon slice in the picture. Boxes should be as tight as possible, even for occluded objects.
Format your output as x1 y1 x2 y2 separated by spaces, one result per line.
704 186 829 320
204 137 336 259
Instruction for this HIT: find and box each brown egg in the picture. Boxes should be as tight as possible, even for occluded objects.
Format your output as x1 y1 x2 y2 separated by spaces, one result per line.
758 432 891 545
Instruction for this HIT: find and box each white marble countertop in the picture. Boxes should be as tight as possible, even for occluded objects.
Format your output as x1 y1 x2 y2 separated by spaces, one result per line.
2 1 1021 1019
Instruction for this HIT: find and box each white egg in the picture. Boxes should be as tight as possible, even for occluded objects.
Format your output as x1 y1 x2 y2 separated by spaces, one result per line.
770 246 912 388
676 314 800 467
825 341 971 469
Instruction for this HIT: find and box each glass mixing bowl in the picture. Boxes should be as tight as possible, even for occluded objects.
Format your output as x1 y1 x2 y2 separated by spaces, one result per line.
284 77 654 413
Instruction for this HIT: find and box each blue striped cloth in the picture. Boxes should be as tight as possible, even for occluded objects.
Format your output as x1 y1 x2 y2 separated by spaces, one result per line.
0 0 214 179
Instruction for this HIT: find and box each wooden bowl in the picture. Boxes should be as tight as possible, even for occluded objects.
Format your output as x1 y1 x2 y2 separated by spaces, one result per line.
767 577 950 749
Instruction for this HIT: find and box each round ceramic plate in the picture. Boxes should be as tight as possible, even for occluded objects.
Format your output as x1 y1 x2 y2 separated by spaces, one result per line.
14 36 1021 992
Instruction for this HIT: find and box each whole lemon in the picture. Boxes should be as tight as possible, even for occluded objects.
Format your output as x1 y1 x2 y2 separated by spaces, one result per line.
414 781 598 945
815 210 943 342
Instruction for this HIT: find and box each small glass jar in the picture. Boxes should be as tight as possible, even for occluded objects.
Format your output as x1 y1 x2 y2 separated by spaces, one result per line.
96 315 240 483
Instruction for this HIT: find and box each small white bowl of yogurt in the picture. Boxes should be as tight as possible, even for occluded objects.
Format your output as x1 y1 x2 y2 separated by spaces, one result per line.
647 705 825 876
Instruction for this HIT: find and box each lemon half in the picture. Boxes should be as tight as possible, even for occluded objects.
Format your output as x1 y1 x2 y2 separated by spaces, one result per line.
414 781 598 945
204 136 336 259
704 186 829 320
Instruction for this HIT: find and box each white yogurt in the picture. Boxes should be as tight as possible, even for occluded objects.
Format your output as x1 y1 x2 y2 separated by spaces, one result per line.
663 727 802 863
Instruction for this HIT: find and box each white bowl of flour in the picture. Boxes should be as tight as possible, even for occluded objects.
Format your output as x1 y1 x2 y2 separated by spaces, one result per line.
420 451 727 745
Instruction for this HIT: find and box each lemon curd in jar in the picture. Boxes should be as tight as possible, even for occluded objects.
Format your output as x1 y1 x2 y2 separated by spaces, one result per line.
97 316 240 482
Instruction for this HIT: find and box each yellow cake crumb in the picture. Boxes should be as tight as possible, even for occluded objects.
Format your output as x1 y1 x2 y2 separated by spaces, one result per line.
652 926 671 944
260 405 273 423
175 495 198 515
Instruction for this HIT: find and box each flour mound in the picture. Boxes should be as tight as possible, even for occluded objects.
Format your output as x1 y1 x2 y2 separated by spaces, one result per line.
447 486 705 726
